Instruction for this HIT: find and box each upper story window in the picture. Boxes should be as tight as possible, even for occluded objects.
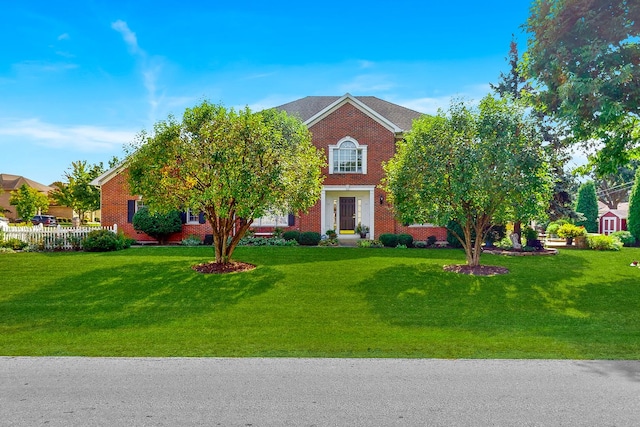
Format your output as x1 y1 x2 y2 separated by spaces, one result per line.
328 137 367 174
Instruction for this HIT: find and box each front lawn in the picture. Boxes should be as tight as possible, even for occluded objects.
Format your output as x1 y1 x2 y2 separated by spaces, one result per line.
1 247 639 358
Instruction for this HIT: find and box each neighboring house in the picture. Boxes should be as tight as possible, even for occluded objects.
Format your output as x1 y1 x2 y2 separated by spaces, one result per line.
0 173 72 221
91 94 448 243
598 201 628 235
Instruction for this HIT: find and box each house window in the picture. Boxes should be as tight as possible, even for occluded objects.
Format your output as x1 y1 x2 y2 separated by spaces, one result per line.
328 137 367 174
186 209 200 224
135 200 145 212
252 211 290 227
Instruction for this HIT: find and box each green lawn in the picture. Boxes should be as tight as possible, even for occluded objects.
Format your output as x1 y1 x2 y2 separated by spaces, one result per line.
1 246 639 358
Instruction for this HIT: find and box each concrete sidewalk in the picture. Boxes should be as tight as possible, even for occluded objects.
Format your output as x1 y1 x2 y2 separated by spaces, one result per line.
2 357 639 426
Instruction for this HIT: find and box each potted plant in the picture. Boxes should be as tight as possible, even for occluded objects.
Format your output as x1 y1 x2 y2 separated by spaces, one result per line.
557 223 587 246
355 223 369 238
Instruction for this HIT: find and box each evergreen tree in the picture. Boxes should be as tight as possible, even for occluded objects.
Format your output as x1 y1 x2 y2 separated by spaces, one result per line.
627 169 640 243
574 181 599 233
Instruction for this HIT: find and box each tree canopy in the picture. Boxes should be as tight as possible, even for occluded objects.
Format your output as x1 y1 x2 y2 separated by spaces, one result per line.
51 160 104 222
627 167 640 241
9 184 49 220
383 95 552 267
524 0 640 174
127 101 325 264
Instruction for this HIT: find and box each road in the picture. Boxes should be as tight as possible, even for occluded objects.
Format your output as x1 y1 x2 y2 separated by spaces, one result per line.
1 357 639 426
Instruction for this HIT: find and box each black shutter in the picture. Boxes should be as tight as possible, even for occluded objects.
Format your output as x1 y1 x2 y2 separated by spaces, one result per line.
127 200 136 223
198 212 206 224
288 213 295 226
180 212 187 224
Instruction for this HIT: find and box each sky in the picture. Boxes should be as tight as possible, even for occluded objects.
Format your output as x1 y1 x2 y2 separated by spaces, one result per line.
0 0 536 186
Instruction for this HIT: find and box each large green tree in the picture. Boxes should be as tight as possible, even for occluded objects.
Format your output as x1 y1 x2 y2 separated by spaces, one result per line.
383 95 552 267
492 36 576 221
628 168 640 242
51 160 104 223
9 184 50 221
127 101 325 265
524 0 640 174
574 181 599 232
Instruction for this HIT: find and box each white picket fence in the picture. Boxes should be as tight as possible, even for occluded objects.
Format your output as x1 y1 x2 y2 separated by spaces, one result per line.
0 224 118 250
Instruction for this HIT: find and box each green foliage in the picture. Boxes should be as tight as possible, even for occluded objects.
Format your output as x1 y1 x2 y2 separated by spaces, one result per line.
523 226 538 241
181 235 202 246
0 238 28 250
50 161 104 222
9 184 49 220
397 233 414 248
610 231 636 247
574 181 599 232
379 233 398 248
587 234 623 251
446 220 465 248
238 236 298 247
557 223 587 239
426 235 437 247
628 168 640 242
495 237 514 250
82 229 128 252
546 219 569 237
383 95 552 266
524 0 640 174
132 207 182 244
282 230 300 241
127 101 325 264
298 231 321 246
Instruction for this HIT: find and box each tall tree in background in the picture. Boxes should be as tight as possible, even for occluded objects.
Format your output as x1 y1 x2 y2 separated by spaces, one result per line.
383 96 552 268
627 168 640 242
51 161 104 223
578 160 638 209
524 0 640 175
127 101 325 266
492 36 576 221
9 184 49 220
574 181 600 232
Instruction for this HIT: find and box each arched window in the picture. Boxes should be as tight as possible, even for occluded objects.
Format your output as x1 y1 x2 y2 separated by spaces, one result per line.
329 138 367 174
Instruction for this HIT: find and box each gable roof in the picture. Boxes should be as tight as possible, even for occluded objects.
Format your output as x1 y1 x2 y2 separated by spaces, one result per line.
275 94 424 133
0 173 53 193
598 201 629 219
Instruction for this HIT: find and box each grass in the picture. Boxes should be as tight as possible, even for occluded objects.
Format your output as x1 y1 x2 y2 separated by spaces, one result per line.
1 246 639 358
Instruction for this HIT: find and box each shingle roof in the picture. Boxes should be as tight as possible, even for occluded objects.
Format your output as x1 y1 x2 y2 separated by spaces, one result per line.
274 95 424 132
0 173 53 193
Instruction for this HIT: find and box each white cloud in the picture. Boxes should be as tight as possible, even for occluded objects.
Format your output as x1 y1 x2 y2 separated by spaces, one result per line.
57 33 70 41
338 74 396 94
0 118 136 152
111 20 142 55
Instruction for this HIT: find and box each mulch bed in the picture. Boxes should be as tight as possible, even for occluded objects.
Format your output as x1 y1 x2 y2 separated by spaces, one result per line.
192 261 256 274
443 264 510 276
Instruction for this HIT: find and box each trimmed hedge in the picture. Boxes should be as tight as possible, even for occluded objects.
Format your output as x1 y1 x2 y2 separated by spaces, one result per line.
379 233 398 247
282 231 300 241
298 231 322 246
397 233 414 247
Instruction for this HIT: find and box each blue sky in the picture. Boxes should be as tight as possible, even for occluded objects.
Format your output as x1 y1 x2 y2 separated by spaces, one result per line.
0 1 534 185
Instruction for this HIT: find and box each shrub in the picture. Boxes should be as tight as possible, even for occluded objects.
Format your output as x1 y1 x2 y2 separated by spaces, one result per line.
379 233 398 247
587 234 623 251
357 239 372 248
0 238 28 250
82 229 118 252
238 236 297 246
523 226 538 241
132 207 182 244
298 231 322 246
426 235 437 247
181 234 202 246
397 233 414 247
446 220 465 248
282 230 300 241
610 230 636 247
414 240 427 248
557 223 587 239
0 247 16 254
495 237 513 250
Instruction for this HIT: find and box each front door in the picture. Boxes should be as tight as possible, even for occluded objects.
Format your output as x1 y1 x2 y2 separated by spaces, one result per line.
339 197 356 233
603 217 616 235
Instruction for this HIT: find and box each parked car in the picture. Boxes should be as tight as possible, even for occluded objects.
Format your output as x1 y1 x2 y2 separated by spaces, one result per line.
31 215 58 226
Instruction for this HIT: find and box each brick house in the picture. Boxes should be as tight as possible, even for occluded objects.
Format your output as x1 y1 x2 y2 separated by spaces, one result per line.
91 94 448 243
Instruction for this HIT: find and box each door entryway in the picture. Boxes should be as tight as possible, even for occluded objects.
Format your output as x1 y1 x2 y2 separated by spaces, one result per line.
339 197 356 233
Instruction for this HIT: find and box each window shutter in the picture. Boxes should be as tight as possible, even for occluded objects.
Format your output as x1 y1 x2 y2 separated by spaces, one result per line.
180 212 187 224
288 213 295 226
127 200 136 223
198 212 206 224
